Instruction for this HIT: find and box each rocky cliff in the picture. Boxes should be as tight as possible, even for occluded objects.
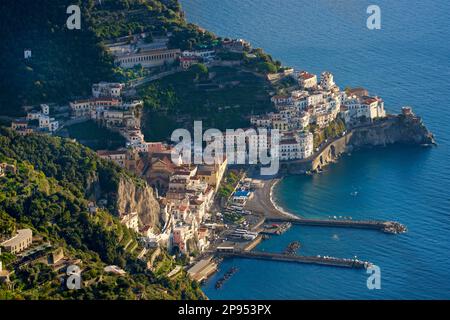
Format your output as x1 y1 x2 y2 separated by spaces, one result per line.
116 177 161 230
349 115 435 148
285 113 435 173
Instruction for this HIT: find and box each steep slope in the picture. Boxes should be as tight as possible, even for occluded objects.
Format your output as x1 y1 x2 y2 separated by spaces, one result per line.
0 0 115 116
0 128 161 228
0 129 202 299
0 0 212 116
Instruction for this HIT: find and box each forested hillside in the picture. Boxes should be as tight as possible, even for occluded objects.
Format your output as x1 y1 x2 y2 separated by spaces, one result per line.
0 0 214 116
0 128 203 299
0 0 114 116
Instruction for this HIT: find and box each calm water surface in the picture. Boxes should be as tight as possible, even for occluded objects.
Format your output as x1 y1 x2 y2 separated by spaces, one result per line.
181 0 450 299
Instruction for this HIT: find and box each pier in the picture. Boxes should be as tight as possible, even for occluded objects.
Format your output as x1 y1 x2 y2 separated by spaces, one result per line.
216 250 370 269
266 217 406 234
244 177 407 234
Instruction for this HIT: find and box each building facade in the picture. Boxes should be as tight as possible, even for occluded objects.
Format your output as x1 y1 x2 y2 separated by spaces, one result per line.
1 229 33 254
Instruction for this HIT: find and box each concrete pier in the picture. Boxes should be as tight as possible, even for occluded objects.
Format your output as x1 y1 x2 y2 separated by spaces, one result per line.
217 250 370 269
266 217 406 234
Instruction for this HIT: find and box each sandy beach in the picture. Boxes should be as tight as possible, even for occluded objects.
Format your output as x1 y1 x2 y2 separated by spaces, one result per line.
244 177 300 219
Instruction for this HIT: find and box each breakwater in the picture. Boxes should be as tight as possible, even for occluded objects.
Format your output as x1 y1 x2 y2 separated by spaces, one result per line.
217 250 371 269
266 217 407 234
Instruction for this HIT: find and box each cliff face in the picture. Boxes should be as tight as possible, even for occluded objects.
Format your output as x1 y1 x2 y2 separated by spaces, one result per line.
349 115 435 147
116 177 161 229
286 114 435 173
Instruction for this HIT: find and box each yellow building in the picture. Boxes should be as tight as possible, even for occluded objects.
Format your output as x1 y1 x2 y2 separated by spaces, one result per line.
196 157 227 191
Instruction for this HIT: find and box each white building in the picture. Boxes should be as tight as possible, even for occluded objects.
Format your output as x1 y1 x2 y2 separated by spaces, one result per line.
38 115 49 129
271 95 292 106
279 131 314 161
92 82 124 98
120 212 139 233
295 111 310 130
97 149 127 168
41 104 49 115
279 138 299 161
114 48 181 69
182 50 215 60
297 132 314 159
341 95 386 125
307 92 325 107
250 115 272 128
298 71 317 89
49 119 59 132
26 111 41 121
1 229 33 254
69 97 121 118
320 71 336 91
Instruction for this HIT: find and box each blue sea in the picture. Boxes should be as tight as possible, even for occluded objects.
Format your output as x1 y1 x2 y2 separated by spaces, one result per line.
181 0 450 299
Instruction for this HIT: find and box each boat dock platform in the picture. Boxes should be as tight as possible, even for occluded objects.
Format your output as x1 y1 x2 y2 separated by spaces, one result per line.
216 249 371 269
260 222 292 235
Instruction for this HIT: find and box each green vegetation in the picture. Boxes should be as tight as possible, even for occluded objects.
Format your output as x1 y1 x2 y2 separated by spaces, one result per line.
0 127 126 208
139 66 273 141
223 211 246 225
0 210 16 239
0 0 282 298
0 128 204 299
89 0 186 41
66 120 127 151
113 65 151 82
243 48 281 74
0 0 214 117
169 23 217 50
311 118 347 149
217 51 245 61
0 0 116 116
217 169 242 201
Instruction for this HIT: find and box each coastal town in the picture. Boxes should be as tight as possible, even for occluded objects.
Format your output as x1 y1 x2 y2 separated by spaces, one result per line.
3 31 425 286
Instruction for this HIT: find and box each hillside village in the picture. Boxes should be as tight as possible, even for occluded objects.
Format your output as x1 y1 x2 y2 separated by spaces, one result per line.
3 29 402 285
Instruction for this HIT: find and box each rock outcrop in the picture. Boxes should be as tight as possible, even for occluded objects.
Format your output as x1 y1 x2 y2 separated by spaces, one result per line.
284 113 435 173
349 115 435 147
116 177 161 229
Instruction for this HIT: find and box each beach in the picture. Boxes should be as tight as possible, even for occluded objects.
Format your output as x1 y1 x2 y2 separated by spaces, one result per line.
244 176 298 220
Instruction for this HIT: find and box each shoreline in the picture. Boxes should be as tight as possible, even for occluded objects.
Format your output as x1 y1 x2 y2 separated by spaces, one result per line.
267 178 300 219
244 175 300 220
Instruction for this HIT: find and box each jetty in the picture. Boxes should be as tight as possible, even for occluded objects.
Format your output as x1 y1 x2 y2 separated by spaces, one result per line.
244 177 407 234
266 217 407 234
216 249 371 269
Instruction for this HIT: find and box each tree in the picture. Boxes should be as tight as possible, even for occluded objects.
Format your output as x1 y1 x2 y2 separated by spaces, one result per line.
257 62 277 74
189 63 208 80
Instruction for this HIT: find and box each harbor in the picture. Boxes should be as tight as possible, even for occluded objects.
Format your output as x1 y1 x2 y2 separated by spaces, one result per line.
186 173 409 285
244 177 407 234
188 173 406 284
